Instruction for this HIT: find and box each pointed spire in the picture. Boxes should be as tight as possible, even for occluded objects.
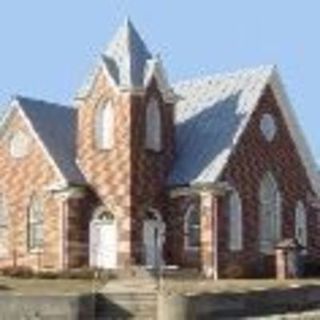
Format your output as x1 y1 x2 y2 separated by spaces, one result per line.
103 18 152 88
123 15 133 33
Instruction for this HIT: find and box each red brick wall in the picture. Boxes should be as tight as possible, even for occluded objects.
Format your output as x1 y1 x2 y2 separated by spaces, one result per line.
217 85 319 277
77 69 133 267
165 85 319 278
0 108 62 270
130 79 175 264
76 72 175 266
166 195 201 268
66 191 97 269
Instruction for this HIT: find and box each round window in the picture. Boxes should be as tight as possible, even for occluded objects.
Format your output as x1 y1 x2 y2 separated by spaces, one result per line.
9 130 30 158
260 113 277 142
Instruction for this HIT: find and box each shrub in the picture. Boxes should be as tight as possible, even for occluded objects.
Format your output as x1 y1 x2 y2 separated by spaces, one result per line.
1 266 34 278
59 268 98 280
36 271 59 279
222 263 247 279
301 257 320 278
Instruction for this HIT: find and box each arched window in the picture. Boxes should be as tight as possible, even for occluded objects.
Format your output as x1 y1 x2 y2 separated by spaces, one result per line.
0 195 8 257
27 194 44 251
184 203 200 250
295 201 307 248
228 189 243 251
259 172 282 253
95 101 114 150
145 98 162 151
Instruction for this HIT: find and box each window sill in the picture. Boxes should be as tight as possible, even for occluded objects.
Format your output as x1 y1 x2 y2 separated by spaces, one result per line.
185 246 200 252
229 248 243 252
96 147 113 152
28 248 44 255
145 147 163 154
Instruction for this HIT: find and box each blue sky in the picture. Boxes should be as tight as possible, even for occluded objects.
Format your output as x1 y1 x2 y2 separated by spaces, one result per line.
0 1 320 159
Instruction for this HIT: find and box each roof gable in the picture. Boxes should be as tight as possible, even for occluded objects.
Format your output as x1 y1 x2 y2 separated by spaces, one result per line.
168 66 320 195
168 65 273 186
15 97 85 185
268 71 320 195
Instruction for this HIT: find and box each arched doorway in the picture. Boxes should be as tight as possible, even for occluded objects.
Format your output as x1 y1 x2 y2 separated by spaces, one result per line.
143 209 165 268
90 208 117 269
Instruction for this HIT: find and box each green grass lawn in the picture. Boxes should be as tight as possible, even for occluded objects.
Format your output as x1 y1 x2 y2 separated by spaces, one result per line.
1 275 320 295
161 278 320 295
0 276 105 295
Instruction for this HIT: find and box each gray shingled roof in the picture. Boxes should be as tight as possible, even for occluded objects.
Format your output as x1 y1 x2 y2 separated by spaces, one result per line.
102 18 152 88
17 96 85 184
168 65 274 186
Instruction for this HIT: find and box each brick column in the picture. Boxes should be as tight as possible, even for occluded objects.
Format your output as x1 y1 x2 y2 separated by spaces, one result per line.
118 212 132 268
200 192 218 279
52 187 87 270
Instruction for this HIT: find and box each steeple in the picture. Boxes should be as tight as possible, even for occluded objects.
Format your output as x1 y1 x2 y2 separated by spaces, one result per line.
102 18 152 89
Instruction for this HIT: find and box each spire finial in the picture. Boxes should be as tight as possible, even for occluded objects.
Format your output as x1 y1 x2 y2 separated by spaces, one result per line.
124 15 132 27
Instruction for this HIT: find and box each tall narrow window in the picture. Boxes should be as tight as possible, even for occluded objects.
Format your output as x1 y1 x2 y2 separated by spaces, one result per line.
295 201 307 248
95 101 114 150
184 203 200 250
145 98 162 151
0 195 8 257
259 172 281 253
28 194 44 251
228 189 243 251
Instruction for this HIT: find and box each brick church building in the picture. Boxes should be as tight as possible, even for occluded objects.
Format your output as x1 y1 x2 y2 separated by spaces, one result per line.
0 19 319 278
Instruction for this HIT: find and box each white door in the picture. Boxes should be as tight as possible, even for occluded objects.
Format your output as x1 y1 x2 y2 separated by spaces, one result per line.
143 220 157 267
143 218 165 268
90 220 117 269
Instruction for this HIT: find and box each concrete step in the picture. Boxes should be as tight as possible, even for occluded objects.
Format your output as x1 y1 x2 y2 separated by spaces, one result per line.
102 279 158 293
95 292 158 320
